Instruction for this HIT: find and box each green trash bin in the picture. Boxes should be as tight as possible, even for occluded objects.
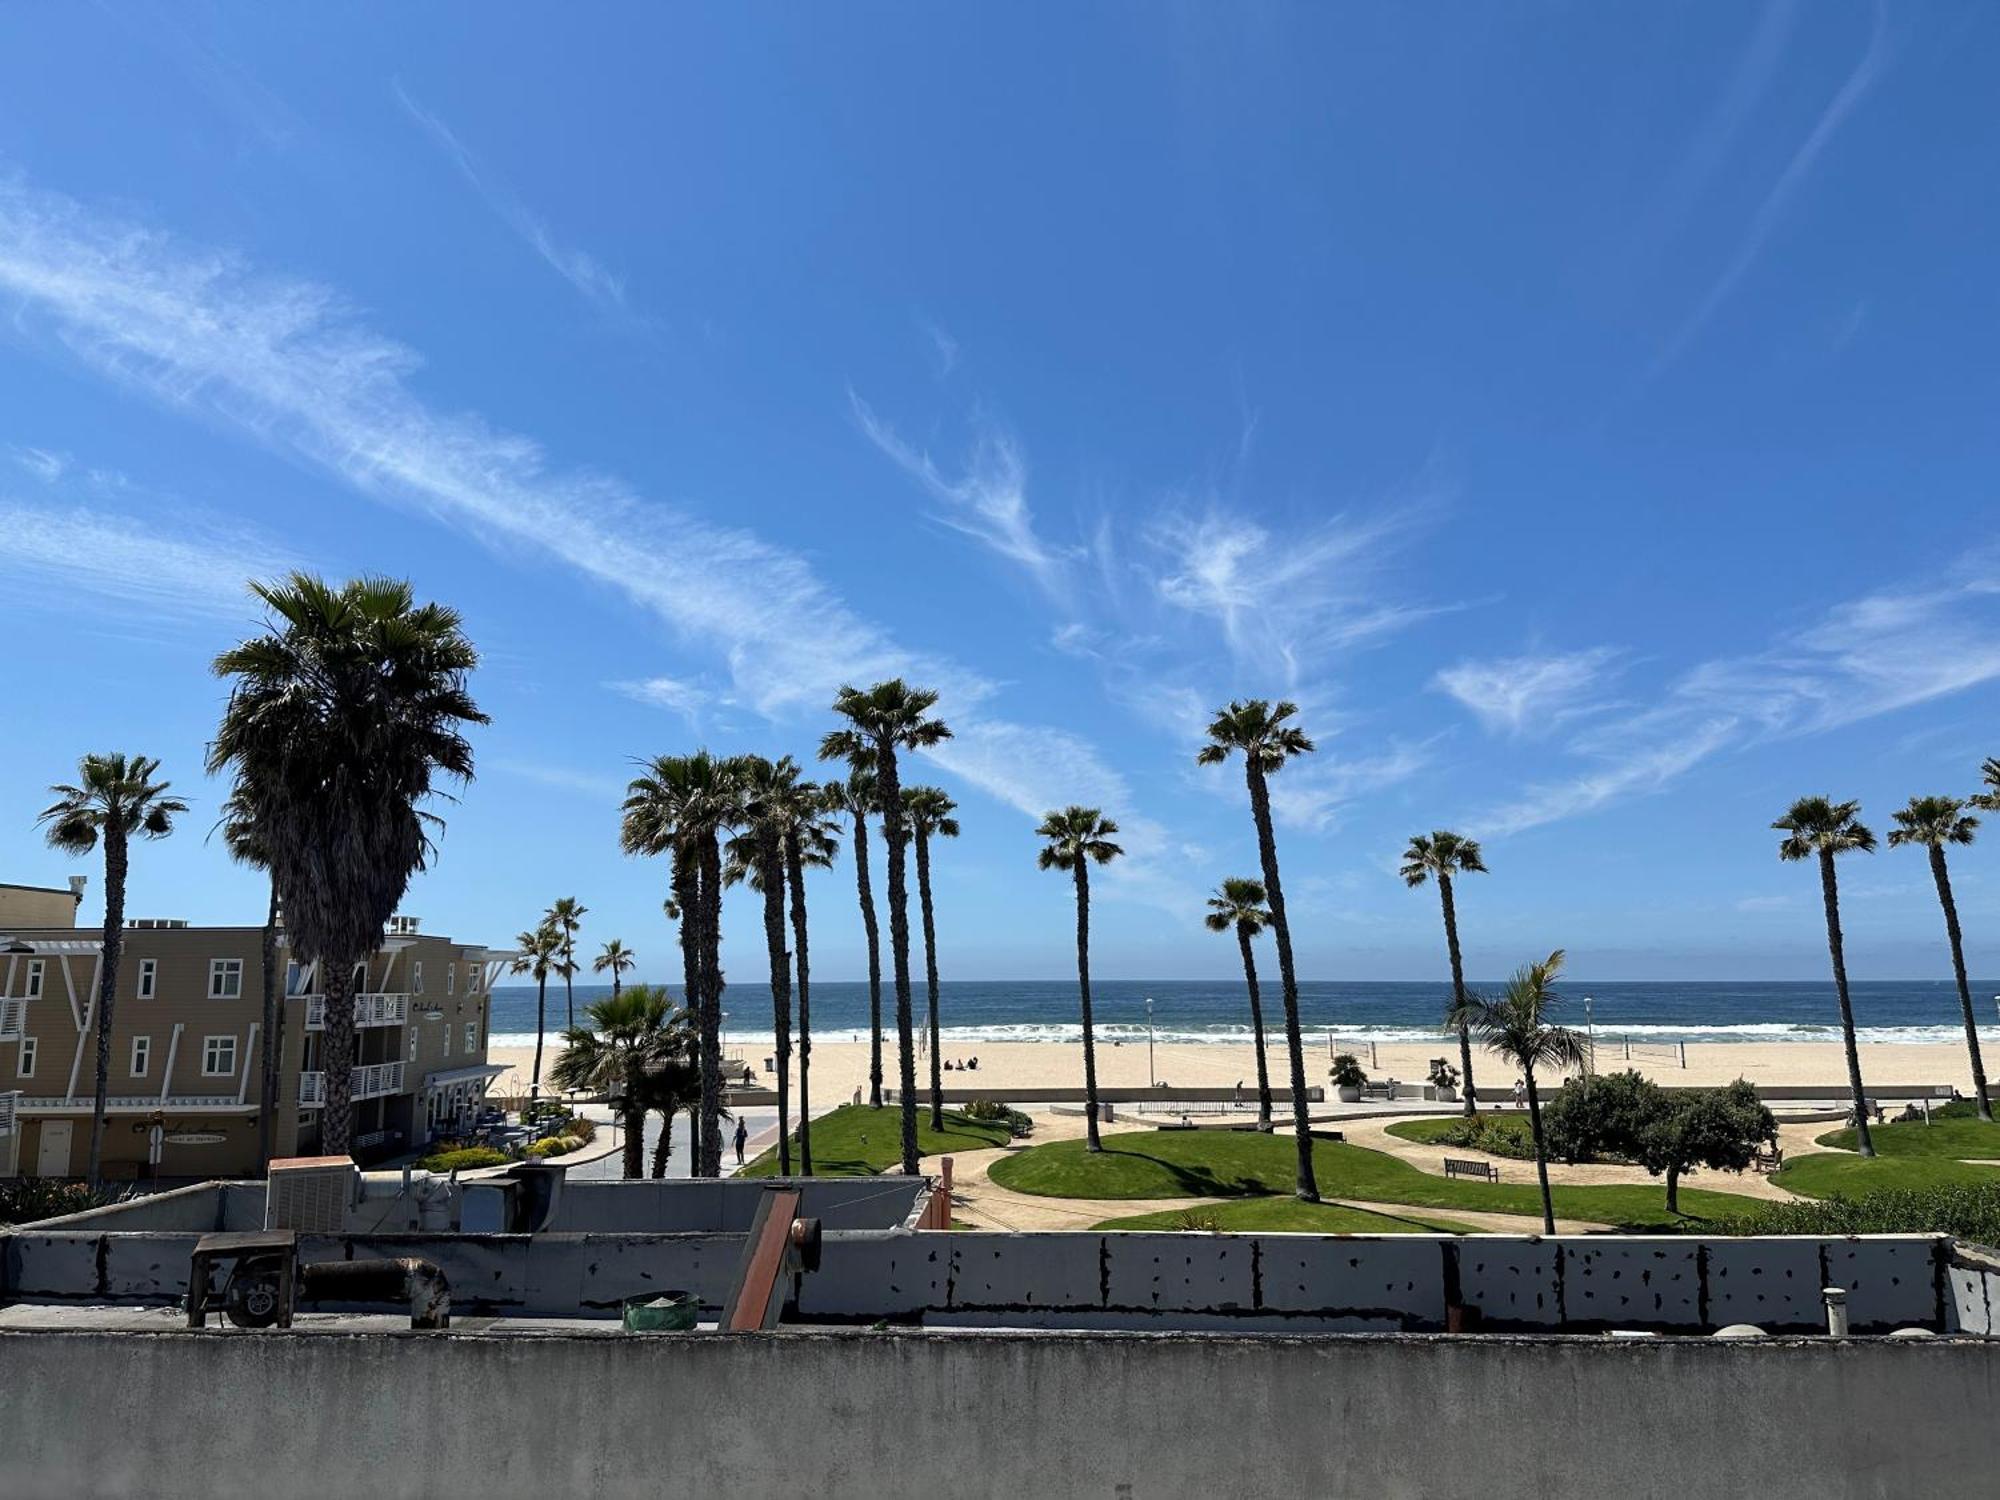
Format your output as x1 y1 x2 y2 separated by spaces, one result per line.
622 1291 701 1332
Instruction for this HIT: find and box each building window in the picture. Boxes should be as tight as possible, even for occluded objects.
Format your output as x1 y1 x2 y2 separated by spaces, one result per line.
464 1021 478 1055
408 1027 418 1063
447 962 457 996
208 959 243 1000
444 1021 453 1057
137 959 158 1000
130 1035 151 1077
25 960 44 999
467 963 481 995
412 959 424 995
18 1036 36 1078
285 961 311 997
352 962 368 992
201 1035 237 1077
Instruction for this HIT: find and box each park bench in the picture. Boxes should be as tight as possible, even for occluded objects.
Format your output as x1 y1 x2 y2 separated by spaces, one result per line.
1752 1145 1784 1174
1442 1156 1500 1183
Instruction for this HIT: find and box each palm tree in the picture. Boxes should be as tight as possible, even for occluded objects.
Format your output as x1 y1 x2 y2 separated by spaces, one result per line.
725 755 800 1174
37 753 187 1188
904 786 960 1132
549 985 677 1179
1037 806 1123 1153
1888 796 1990 1122
216 787 282 1171
621 751 740 1176
822 766 886 1109
510 923 562 1099
1775 795 1879 1157
824 680 952 1175
593 938 636 998
1205 878 1274 1130
1971 757 2000 812
1197 699 1320 1202
1448 950 1588 1233
639 1051 704 1177
785 786 840 1174
209 574 484 1156
546 897 587 1029
1402 831 1489 1118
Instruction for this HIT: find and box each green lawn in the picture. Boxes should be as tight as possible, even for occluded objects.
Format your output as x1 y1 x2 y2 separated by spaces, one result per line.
1386 1114 1540 1158
739 1102 1014 1177
1814 1107 2000 1160
1093 1198 1480 1235
986 1129 1767 1230
1773 1150 2000 1199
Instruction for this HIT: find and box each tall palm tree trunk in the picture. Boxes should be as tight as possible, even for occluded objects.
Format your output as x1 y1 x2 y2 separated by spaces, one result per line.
1235 925 1274 1130
670 845 707 1172
916 829 944 1132
85 829 128 1189
786 836 814 1174
760 839 793 1175
651 1109 674 1178
1073 860 1104 1153
1524 1065 1555 1233
321 955 357 1156
1818 850 1875 1156
621 1068 646 1181
1928 845 1992 1122
257 878 281 1171
698 833 726 1177
563 958 575 1031
530 972 548 1098
851 809 885 1109
874 743 920 1174
1244 764 1319 1201
1438 873 1478 1118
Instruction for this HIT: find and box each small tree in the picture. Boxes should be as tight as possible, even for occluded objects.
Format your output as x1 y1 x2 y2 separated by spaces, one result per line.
1638 1082 1777 1215
1544 1069 1665 1165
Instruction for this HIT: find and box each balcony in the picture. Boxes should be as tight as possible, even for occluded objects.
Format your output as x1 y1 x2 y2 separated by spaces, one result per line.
301 993 410 1031
298 1061 406 1107
0 997 22 1044
0 1091 16 1137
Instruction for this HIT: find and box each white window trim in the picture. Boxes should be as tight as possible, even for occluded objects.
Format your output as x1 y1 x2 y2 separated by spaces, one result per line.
137 958 158 1000
413 959 424 995
208 959 244 1001
446 962 457 996
25 960 45 999
18 1036 36 1078
201 1035 238 1077
130 1035 151 1078
464 1021 478 1054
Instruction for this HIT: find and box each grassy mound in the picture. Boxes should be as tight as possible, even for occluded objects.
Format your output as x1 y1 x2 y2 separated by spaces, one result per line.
1094 1198 1479 1235
1773 1150 2000 1199
1814 1102 2000 1159
987 1129 1766 1231
740 1102 1014 1177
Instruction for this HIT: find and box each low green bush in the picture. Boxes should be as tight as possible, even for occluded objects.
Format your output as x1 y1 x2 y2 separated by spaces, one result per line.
1396 1114 1544 1161
526 1136 582 1159
0 1178 105 1225
1708 1183 2000 1242
961 1099 1033 1138
418 1145 512 1172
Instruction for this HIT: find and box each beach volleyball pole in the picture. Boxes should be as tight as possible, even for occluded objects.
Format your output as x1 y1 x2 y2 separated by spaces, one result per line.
1146 995 1155 1087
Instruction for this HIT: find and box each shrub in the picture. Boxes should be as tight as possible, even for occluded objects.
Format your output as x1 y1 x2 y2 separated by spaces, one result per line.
1543 1070 1660 1164
1330 1053 1369 1089
527 1136 583 1159
1174 1208 1224 1232
962 1099 1033 1138
0 1178 105 1225
1708 1183 2000 1243
418 1145 512 1172
1427 1058 1460 1091
566 1116 596 1144
1422 1114 1541 1161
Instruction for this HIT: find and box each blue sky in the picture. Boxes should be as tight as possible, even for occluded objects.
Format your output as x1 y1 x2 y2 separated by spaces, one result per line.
1 3 1996 983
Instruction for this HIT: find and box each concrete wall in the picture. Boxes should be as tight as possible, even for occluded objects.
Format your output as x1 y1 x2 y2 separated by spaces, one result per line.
547 1176 932 1233
4 1326 1999 1499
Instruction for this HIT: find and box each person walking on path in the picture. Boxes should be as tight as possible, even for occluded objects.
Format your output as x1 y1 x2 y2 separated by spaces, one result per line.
733 1117 749 1166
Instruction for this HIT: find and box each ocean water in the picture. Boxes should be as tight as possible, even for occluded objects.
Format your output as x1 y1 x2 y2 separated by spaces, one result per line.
489 978 2000 1049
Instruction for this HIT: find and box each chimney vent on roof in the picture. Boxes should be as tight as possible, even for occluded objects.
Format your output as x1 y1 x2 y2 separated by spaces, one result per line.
67 876 88 901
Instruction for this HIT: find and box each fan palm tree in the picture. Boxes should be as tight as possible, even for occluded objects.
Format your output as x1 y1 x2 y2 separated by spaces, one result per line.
1197 699 1319 1201
592 938 636 998
1402 830 1489 1118
1971 757 2000 812
784 786 840 1174
37 753 187 1188
822 766 886 1108
725 755 801 1174
904 785 960 1131
1888 796 1990 1122
621 750 741 1176
510 923 562 1099
1448 950 1588 1233
546 897 587 1029
1205 877 1275 1130
216 786 282 1171
637 1048 705 1178
824 680 952 1175
209 574 484 1156
1037 806 1123 1153
1775 795 1879 1157
549 984 677 1179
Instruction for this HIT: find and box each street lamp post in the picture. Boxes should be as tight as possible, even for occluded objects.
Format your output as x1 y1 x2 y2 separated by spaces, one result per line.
1146 996 1155 1088
1584 994 1595 1077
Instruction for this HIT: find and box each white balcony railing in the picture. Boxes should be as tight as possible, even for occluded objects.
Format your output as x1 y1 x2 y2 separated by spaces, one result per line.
298 1061 406 1108
0 1091 16 1137
301 993 410 1031
0 997 23 1043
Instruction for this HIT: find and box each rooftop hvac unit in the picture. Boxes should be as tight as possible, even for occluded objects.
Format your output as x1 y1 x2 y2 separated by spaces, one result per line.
265 1155 357 1233
127 917 189 930
387 915 422 936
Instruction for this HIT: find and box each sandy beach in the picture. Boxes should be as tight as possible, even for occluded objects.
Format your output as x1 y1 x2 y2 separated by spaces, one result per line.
490 1034 1990 1107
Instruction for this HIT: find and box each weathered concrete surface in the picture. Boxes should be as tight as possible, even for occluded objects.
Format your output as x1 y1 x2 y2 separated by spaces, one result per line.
3 1327 1997 1499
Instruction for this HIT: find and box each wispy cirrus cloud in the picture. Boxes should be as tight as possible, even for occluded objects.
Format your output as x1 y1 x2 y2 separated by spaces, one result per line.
0 497 293 621
1469 564 2000 837
394 80 628 311
1433 647 1623 737
608 676 709 718
1264 740 1439 833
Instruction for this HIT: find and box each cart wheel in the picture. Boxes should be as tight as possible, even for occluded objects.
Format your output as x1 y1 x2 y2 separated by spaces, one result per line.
224 1255 286 1329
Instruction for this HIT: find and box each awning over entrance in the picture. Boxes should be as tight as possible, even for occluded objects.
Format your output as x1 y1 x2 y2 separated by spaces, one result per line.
422 1063 506 1092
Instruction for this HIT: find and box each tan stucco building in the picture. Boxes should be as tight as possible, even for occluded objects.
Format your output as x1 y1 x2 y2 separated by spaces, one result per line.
0 891 512 1180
